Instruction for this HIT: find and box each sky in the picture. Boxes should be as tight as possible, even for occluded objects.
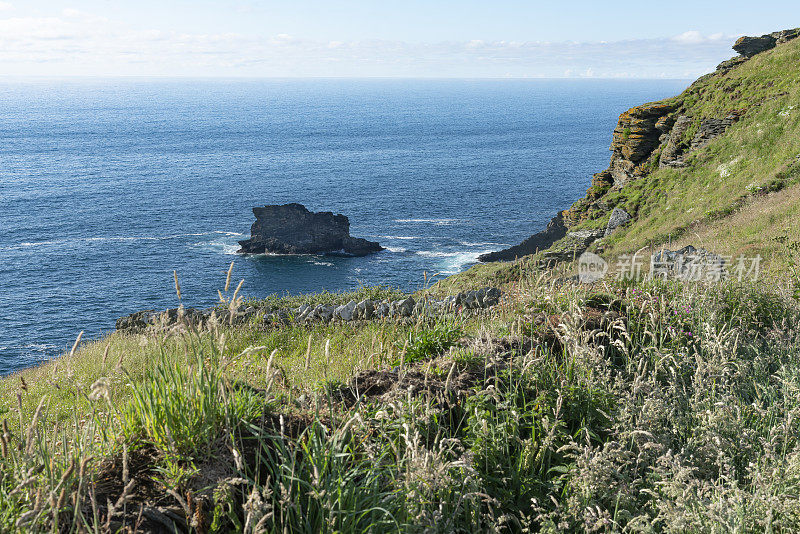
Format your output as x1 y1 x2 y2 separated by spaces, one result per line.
0 1 797 78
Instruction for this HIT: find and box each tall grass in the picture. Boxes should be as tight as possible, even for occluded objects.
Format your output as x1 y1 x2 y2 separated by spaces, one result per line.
1 271 800 532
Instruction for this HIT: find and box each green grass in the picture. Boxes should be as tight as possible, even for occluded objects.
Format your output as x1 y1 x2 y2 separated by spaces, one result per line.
3 266 800 532
392 320 463 366
242 285 407 311
558 37 800 265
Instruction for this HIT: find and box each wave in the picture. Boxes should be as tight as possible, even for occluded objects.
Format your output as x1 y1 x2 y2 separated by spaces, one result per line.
385 246 408 253
198 241 240 255
394 218 461 226
9 231 245 251
458 241 509 247
415 249 492 274
438 251 491 274
416 250 452 258
308 260 334 266
371 235 419 240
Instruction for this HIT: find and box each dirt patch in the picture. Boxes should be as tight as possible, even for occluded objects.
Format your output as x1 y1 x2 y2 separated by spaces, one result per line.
332 333 538 407
89 444 185 533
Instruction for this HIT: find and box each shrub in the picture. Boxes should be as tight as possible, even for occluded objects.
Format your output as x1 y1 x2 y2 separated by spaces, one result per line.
393 321 463 366
121 347 264 459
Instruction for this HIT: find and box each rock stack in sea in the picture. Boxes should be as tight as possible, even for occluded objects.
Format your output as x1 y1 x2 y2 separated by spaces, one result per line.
237 203 383 256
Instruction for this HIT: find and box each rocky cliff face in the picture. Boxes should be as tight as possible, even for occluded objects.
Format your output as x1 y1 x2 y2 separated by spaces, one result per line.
607 102 677 187
237 203 383 256
733 28 800 57
478 212 567 262
480 27 799 263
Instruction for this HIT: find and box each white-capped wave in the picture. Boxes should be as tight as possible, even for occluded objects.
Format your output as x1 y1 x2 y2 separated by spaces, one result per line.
385 246 408 253
459 241 509 247
415 249 492 274
394 218 460 226
415 250 452 258
372 235 418 240
199 241 240 255
308 260 334 266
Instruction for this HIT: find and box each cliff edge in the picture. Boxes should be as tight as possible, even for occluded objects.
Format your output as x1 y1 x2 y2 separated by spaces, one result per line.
480 27 800 264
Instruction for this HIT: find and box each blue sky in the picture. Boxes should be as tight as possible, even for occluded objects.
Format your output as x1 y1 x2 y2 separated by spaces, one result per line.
0 1 797 77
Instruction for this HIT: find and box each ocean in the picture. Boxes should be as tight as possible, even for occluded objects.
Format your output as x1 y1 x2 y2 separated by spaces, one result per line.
0 77 688 375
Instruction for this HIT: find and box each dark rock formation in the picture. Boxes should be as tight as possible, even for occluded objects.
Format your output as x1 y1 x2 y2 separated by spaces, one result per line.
734 34 778 57
715 56 748 73
477 212 567 262
116 307 211 333
115 310 158 333
661 113 741 168
607 103 677 187
690 115 741 151
117 288 504 333
237 203 383 256
604 208 631 237
659 115 693 168
540 229 605 264
288 288 502 323
732 28 799 58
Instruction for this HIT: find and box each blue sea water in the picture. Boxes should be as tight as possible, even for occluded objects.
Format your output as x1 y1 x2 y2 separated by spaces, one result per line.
0 78 688 375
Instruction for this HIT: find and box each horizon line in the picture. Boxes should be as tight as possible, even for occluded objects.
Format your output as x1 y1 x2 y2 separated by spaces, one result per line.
0 74 696 81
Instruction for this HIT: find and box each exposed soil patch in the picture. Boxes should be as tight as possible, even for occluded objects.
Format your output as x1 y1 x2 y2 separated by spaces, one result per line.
332 334 537 407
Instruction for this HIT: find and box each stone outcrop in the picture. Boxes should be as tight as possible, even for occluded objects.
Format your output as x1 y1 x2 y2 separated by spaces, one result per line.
659 115 693 168
604 208 631 237
237 203 383 256
733 29 800 57
116 288 503 333
279 288 502 324
651 245 727 280
734 34 779 57
715 56 748 73
478 212 567 262
115 306 255 333
540 229 605 264
717 29 799 73
691 115 741 151
607 103 677 187
660 113 741 168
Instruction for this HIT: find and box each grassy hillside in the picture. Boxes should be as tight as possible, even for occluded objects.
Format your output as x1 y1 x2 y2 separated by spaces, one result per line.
2 268 800 532
580 35 800 264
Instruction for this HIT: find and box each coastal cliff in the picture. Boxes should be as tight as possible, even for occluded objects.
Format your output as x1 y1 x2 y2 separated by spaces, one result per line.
481 27 800 263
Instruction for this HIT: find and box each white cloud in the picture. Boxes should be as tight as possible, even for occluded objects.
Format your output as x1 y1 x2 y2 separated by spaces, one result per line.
672 30 731 44
0 2 12 12
0 8 740 78
672 30 705 44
